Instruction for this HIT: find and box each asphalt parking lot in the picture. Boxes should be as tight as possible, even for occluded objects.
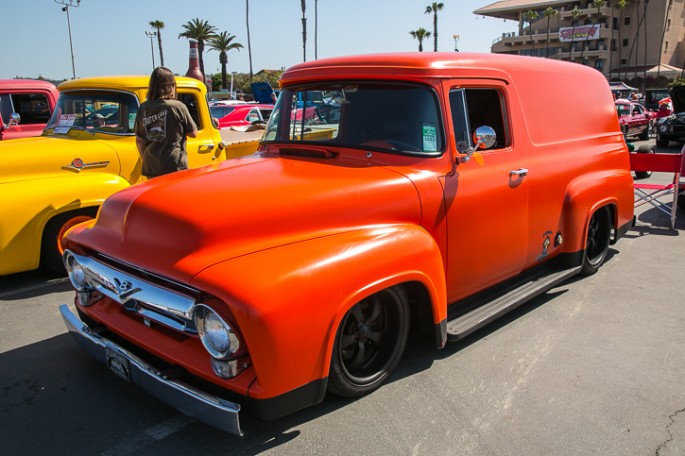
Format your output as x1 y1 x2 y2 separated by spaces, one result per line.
1 139 683 456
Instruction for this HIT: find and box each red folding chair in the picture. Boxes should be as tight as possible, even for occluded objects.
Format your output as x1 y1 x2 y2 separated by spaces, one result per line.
629 145 685 229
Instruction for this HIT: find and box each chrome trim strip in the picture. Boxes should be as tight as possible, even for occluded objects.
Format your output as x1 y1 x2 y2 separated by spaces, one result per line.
68 251 195 332
60 304 243 436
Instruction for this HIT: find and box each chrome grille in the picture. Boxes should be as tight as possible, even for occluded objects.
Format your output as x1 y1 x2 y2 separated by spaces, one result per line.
67 251 198 334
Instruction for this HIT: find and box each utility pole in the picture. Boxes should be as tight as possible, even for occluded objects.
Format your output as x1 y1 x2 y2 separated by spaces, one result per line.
55 0 81 79
145 31 157 70
453 34 460 52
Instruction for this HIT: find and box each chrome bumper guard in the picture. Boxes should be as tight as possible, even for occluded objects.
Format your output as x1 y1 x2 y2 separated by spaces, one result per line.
60 304 243 436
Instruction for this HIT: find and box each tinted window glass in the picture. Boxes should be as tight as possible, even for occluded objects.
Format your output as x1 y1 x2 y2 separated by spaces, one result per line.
264 83 444 156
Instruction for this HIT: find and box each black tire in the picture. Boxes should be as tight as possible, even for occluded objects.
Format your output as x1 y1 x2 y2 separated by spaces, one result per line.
40 209 97 273
678 193 685 211
638 124 650 140
328 286 410 398
656 136 669 148
580 206 611 276
633 144 655 179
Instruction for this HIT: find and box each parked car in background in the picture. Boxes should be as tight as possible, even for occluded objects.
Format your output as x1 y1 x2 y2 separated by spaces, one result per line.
210 103 273 128
644 87 670 112
60 53 634 435
616 98 654 140
0 75 260 277
0 79 58 140
656 85 685 147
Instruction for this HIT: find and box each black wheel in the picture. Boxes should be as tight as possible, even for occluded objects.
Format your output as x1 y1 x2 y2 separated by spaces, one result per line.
638 124 650 140
656 136 669 148
678 193 685 211
41 209 97 273
580 206 611 276
633 144 655 179
328 286 410 398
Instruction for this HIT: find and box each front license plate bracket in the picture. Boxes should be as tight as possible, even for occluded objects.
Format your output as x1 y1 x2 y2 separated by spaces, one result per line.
106 348 131 383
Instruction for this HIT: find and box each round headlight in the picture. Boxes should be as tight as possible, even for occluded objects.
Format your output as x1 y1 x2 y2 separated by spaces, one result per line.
194 304 239 360
64 251 87 289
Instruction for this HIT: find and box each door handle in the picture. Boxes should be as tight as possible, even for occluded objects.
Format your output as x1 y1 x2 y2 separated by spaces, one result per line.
198 143 215 153
510 168 528 176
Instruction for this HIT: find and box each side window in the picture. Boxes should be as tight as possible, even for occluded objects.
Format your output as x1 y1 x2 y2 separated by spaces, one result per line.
450 87 508 151
246 109 260 123
178 93 201 129
10 92 52 124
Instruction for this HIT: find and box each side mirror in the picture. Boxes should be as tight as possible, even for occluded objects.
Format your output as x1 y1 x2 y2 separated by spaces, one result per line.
8 113 21 127
473 125 496 150
459 125 496 163
211 117 220 129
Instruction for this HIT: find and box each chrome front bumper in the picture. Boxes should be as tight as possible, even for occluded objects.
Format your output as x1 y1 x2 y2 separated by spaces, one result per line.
60 304 243 436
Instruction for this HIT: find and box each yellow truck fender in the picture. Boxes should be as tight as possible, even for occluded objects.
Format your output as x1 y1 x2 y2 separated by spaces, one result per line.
0 173 132 275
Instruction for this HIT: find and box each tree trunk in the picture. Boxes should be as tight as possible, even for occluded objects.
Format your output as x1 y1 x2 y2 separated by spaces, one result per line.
198 40 206 81
156 29 165 67
246 0 253 80
433 13 438 52
301 0 307 62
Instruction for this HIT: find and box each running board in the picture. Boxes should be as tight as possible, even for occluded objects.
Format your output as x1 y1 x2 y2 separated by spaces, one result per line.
446 266 581 342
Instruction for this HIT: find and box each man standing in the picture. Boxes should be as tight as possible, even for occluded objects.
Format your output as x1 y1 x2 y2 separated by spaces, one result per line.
135 67 197 179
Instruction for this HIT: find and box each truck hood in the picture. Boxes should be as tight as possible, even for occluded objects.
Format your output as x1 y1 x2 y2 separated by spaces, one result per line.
0 133 120 184
72 154 422 283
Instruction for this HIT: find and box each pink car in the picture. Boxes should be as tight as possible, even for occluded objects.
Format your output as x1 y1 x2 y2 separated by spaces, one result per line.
0 79 59 140
210 103 273 129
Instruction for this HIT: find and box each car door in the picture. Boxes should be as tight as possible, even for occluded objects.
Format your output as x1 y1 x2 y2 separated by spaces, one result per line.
442 84 528 303
178 90 222 168
0 90 52 139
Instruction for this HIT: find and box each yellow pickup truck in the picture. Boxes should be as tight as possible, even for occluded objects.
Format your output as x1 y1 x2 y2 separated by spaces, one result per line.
0 75 260 276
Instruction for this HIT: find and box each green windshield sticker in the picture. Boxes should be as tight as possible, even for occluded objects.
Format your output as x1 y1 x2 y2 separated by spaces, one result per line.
129 113 137 130
422 122 437 152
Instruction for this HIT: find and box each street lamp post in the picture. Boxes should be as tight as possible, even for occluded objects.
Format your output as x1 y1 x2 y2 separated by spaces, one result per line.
55 0 80 79
453 34 460 52
145 31 157 70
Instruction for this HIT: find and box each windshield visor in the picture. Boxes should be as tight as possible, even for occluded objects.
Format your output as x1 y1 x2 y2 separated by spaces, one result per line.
263 83 444 155
46 90 139 135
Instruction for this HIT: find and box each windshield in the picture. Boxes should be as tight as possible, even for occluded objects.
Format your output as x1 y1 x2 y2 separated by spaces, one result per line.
210 105 236 118
263 82 444 155
616 104 631 116
46 90 139 135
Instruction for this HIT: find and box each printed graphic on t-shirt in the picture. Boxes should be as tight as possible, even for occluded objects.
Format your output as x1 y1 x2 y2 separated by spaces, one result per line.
142 109 167 142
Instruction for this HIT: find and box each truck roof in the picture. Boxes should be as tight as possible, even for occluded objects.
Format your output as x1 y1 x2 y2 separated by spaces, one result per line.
57 75 207 92
282 52 617 146
0 79 58 91
280 52 601 86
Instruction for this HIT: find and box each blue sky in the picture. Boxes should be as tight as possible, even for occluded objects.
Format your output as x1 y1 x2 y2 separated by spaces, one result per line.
5 0 514 80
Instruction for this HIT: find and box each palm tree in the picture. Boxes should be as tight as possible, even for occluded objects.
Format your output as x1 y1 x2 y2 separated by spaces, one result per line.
149 20 165 67
578 0 606 64
207 32 244 90
656 0 674 80
523 10 539 55
245 0 253 80
425 2 444 52
543 7 558 58
178 18 217 80
409 28 432 52
301 0 307 61
626 1 647 81
616 0 628 79
567 6 582 59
